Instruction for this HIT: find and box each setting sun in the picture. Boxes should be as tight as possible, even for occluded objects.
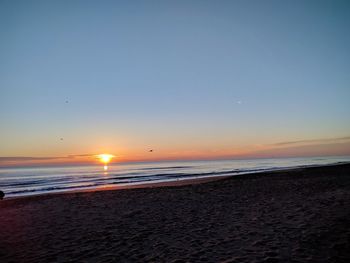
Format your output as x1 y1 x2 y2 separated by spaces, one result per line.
96 154 115 164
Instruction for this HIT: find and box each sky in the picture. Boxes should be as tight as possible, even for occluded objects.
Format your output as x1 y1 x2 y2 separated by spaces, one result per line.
1 0 350 167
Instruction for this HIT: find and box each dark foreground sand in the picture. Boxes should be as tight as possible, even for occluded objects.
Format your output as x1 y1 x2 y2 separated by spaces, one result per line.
1 164 350 263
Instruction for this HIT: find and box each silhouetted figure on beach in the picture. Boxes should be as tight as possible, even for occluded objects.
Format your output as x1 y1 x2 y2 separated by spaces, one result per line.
0 190 4 200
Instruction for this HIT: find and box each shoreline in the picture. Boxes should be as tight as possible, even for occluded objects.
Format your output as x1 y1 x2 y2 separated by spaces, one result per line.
3 161 349 201
2 175 232 201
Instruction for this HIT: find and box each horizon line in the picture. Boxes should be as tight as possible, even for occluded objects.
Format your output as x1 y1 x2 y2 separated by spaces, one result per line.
1 153 350 169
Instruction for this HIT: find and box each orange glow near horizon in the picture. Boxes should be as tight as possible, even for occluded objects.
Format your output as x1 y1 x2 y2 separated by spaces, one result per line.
1 140 350 168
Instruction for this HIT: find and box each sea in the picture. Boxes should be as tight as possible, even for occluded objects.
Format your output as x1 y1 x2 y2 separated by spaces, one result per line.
1 156 349 198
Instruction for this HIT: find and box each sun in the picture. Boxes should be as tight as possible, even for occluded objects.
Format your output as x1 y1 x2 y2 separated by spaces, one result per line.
96 154 115 171
96 154 115 164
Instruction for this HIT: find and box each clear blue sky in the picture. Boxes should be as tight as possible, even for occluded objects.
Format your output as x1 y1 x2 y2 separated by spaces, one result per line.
1 0 350 164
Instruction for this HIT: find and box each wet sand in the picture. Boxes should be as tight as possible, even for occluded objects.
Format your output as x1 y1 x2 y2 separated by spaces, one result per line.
1 163 350 262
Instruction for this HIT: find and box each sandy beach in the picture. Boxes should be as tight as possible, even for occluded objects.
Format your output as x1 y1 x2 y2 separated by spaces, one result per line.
1 163 350 262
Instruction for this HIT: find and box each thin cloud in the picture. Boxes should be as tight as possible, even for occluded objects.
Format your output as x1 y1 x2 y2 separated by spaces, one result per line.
0 157 60 161
0 154 97 163
272 136 350 146
67 154 97 158
247 141 350 159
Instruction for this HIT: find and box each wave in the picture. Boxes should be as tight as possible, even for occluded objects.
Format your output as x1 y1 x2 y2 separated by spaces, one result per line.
138 166 194 170
3 167 274 196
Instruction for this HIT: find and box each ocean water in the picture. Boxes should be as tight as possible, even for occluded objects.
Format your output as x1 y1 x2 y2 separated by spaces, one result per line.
1 156 349 198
